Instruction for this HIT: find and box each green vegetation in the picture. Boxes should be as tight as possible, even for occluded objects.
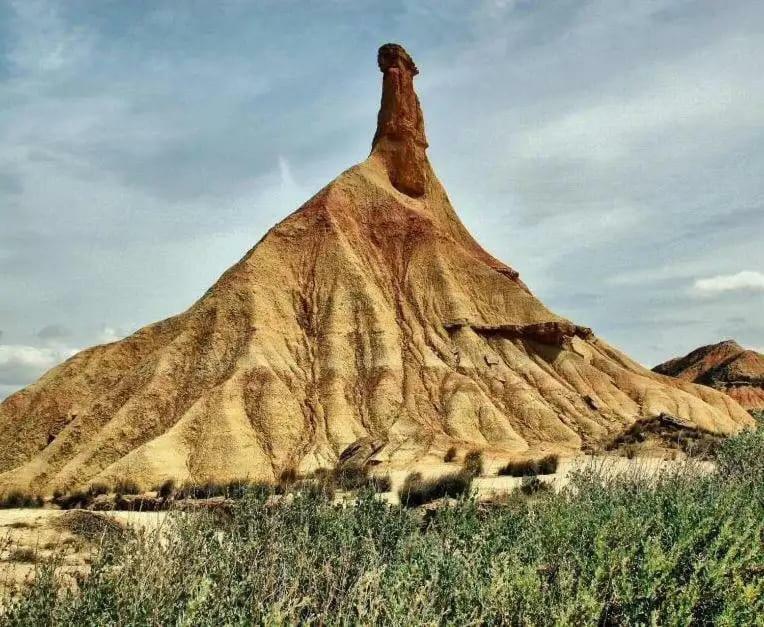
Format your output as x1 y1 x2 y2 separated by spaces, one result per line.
399 470 473 506
751 408 764 426
462 450 484 477
6 548 37 564
0 491 43 509
329 466 391 493
114 480 141 496
2 428 763 625
498 453 559 477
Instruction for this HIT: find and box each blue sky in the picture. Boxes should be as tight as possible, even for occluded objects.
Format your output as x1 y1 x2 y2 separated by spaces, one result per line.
1 0 763 398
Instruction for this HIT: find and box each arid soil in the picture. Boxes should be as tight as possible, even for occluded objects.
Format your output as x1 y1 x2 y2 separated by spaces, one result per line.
0 45 752 496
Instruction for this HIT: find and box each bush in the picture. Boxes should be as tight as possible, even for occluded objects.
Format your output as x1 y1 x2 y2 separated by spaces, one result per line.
498 454 559 477
87 483 110 497
279 468 298 485
0 491 43 509
462 450 483 477
7 548 37 563
443 446 457 462
155 479 176 499
519 476 549 496
399 471 473 507
176 480 257 500
53 490 90 510
114 480 141 496
331 466 391 493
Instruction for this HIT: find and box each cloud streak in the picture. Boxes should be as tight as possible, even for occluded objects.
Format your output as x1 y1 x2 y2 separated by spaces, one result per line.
694 271 764 294
0 344 78 387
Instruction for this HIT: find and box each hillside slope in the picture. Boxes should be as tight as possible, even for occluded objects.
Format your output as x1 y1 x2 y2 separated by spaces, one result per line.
654 340 764 411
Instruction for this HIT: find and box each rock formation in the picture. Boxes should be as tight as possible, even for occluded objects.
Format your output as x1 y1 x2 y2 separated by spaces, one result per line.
0 44 753 494
654 340 764 411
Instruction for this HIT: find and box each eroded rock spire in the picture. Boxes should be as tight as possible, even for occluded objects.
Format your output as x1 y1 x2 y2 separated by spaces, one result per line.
371 43 429 197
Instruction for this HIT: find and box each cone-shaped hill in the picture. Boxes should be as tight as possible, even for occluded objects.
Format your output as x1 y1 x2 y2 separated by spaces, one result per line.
654 340 764 411
0 44 753 493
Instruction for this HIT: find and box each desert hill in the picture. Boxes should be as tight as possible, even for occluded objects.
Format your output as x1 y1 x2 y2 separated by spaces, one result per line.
654 340 764 411
0 44 753 494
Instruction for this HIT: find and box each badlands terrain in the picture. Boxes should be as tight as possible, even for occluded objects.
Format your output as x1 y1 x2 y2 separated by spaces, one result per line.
654 340 764 412
0 44 760 624
0 44 752 497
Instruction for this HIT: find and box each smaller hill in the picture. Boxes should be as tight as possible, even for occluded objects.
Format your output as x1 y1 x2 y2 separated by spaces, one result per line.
654 341 764 411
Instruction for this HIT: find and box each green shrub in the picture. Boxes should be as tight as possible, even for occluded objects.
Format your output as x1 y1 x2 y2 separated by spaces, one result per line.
86 483 110 497
0 491 43 509
155 479 176 499
53 490 90 510
114 480 141 496
749 408 763 427
331 466 391 492
399 471 472 507
462 450 483 477
498 454 559 477
176 480 260 500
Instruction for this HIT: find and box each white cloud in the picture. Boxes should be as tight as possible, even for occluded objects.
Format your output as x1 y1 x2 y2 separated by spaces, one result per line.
517 41 762 164
0 344 78 387
97 326 124 344
693 270 764 294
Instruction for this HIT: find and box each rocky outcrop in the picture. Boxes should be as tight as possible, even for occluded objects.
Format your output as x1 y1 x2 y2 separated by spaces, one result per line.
0 44 753 494
654 340 764 411
371 43 428 197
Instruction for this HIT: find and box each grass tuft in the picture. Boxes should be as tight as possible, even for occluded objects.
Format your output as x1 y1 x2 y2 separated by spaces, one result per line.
114 480 141 496
399 471 473 507
0 491 43 509
462 450 484 477
155 479 176 499
498 454 559 477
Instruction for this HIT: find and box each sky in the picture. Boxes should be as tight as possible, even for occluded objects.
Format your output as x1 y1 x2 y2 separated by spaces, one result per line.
1 0 763 399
